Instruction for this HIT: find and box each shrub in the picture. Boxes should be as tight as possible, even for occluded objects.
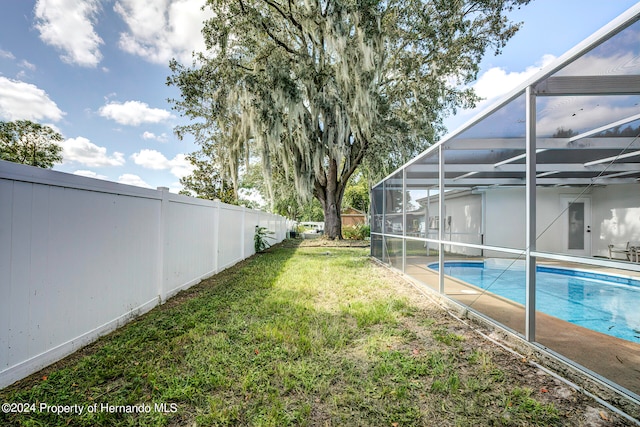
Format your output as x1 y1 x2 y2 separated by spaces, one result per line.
342 223 370 240
254 226 275 252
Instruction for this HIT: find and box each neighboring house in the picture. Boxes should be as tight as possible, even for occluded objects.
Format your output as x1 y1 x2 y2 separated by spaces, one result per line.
341 207 366 227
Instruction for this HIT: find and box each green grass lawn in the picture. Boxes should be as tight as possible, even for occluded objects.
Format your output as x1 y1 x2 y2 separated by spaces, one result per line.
0 241 611 426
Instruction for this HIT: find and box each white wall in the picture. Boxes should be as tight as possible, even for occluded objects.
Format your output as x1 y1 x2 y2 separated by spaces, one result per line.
592 184 640 257
483 187 589 256
426 193 483 255
0 160 291 388
483 188 526 253
482 185 640 258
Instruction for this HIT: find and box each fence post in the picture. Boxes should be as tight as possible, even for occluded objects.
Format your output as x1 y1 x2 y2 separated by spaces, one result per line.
213 199 220 273
157 187 170 303
241 206 247 258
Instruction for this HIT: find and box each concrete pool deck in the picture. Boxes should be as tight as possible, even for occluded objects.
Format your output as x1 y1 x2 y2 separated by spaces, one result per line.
403 256 640 399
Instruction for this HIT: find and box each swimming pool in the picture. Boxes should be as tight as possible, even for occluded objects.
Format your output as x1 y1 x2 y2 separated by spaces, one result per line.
428 260 640 343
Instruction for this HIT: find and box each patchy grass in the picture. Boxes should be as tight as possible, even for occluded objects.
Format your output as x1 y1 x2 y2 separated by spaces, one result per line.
0 242 632 426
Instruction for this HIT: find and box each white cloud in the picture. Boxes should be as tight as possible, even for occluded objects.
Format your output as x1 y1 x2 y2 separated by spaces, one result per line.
559 52 640 77
142 131 169 142
473 54 557 102
61 137 125 167
118 173 153 188
131 148 169 170
73 170 109 180
537 97 640 137
0 76 65 122
168 153 194 178
131 148 195 178
34 0 104 67
98 100 173 126
15 60 36 80
168 181 185 194
444 55 558 132
0 49 15 59
114 0 213 64
18 60 36 71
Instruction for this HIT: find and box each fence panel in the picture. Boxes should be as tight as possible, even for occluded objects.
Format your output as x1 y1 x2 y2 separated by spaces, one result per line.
0 178 162 385
163 194 217 299
0 160 289 388
244 209 260 258
217 204 245 270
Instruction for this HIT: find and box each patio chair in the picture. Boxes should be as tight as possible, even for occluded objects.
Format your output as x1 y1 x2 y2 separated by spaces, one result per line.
608 242 630 261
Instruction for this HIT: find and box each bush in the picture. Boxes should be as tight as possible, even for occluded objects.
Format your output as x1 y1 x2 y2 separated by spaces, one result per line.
342 223 370 240
254 226 275 252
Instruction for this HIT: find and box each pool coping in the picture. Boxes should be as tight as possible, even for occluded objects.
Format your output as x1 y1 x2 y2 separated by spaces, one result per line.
428 259 640 287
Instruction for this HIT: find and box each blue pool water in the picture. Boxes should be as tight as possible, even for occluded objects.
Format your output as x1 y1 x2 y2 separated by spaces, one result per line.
428 260 640 343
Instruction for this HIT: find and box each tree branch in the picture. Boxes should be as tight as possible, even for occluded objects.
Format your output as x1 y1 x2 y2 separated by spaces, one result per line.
262 0 304 34
341 137 368 185
260 22 298 55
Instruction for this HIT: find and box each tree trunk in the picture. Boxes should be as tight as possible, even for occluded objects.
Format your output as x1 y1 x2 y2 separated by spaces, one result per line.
322 188 343 240
315 159 345 240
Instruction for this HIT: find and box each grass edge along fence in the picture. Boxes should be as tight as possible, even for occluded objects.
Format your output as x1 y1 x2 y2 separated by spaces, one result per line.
0 160 291 389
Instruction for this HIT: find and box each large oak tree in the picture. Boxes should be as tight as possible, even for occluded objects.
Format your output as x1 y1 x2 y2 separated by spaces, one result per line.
168 0 529 239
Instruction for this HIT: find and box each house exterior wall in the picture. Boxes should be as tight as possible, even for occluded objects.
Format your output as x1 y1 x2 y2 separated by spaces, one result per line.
477 184 640 258
415 185 640 259
482 187 587 256
422 193 483 256
592 184 640 256
483 188 524 255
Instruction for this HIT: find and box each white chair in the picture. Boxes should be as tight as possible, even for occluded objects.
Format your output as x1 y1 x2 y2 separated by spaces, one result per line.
608 242 631 261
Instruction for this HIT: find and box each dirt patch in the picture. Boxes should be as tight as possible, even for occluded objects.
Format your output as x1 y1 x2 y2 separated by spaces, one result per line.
293 237 370 248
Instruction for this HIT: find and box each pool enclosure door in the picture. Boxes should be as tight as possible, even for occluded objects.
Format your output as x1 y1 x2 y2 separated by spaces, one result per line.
561 197 592 256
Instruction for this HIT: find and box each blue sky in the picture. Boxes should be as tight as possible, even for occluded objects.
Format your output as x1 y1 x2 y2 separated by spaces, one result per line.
0 0 638 192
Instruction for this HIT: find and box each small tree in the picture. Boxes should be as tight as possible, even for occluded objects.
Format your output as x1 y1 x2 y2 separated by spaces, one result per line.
343 172 370 215
179 144 236 203
0 120 63 168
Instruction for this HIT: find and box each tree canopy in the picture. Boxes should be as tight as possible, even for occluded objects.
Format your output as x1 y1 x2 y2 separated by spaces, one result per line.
240 161 325 221
168 0 530 238
179 142 237 203
0 120 63 168
343 172 370 214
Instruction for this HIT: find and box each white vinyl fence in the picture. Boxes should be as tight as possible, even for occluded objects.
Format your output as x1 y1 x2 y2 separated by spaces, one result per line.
0 160 291 388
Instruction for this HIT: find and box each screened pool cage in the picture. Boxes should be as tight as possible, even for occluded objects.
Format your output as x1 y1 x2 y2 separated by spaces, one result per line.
371 4 640 406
